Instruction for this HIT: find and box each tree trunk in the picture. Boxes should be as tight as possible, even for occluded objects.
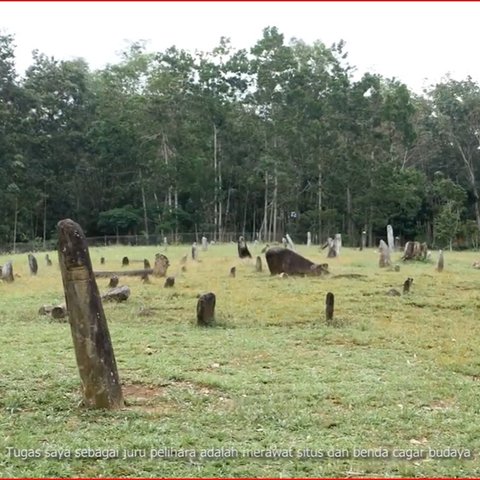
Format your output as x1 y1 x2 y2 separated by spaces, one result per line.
139 171 149 241
57 218 123 409
43 188 47 251
174 188 178 243
261 171 269 243
213 123 218 242
346 186 353 245
273 165 278 243
13 197 18 254
318 166 323 243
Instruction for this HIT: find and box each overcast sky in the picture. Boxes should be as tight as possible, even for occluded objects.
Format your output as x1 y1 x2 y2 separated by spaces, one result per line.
2 1 479 93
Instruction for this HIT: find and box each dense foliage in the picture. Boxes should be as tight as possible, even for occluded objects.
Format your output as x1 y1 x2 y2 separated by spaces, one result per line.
1 28 480 249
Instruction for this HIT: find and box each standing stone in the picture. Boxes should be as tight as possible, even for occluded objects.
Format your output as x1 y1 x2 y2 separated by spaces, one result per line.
282 237 288 248
164 276 175 288
163 237 168 251
1 261 14 283
255 256 262 272
102 286 131 303
100 257 105 265
387 225 394 253
403 277 414 294
46 254 53 266
122 256 129 267
379 239 392 268
28 253 38 275
197 292 216 327
307 231 312 247
326 238 336 258
57 218 123 409
108 275 119 288
144 259 151 269
192 242 198 260
360 230 367 251
334 234 342 256
230 266 236 278
325 292 334 325
286 234 295 250
180 254 188 265
394 236 401 252
153 254 170 277
437 250 444 272
201 236 208 251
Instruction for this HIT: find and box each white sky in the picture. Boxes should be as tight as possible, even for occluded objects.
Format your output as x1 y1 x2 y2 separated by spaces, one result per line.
1 1 479 93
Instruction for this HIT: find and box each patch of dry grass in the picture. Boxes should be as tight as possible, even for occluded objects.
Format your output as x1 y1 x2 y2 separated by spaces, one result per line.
1 244 480 477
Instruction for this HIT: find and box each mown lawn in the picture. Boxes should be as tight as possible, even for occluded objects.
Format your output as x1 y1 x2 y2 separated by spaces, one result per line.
1 243 479 477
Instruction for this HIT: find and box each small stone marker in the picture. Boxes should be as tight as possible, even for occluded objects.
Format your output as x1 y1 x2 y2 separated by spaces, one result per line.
379 240 391 268
164 276 175 288
122 256 129 267
100 257 105 265
28 253 38 276
201 236 208 251
1 261 14 283
386 288 401 297
163 237 168 250
325 292 334 325
255 256 262 272
57 218 123 409
307 231 311 247
51 304 68 320
38 303 68 320
437 250 444 272
230 266 236 278
46 254 53 266
192 242 198 260
144 259 151 269
108 275 119 288
403 277 414 294
102 285 131 302
180 254 188 265
197 292 216 326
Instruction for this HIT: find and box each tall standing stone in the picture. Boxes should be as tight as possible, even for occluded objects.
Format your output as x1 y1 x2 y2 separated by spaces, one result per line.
286 234 295 250
307 231 311 247
387 225 394 253
360 230 367 251
201 236 208 251
57 219 123 410
379 239 392 268
334 234 342 256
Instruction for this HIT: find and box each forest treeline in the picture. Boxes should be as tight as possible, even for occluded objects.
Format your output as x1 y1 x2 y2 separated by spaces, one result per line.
1 27 480 250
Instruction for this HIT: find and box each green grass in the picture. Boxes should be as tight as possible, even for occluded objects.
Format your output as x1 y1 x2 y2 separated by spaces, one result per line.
1 244 480 477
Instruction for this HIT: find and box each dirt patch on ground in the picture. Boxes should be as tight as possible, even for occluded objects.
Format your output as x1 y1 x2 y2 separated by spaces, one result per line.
121 379 234 413
122 382 174 414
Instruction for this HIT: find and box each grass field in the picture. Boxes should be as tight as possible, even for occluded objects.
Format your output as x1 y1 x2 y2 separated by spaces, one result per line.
1 243 480 478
